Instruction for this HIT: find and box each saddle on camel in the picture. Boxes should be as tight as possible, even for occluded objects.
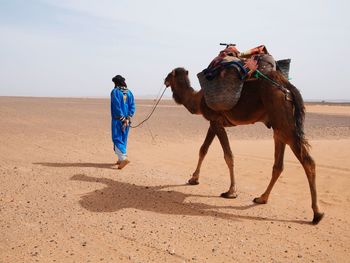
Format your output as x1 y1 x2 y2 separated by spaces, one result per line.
198 44 291 111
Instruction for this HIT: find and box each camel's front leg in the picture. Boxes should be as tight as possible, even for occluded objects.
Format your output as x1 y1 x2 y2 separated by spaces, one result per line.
214 124 237 198
189 125 216 185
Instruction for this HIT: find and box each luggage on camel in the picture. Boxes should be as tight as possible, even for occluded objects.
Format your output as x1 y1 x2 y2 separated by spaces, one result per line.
198 44 291 111
198 66 244 111
276 59 291 79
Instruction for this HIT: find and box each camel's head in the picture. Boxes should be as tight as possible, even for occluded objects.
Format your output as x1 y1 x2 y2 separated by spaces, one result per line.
164 67 189 88
164 68 190 104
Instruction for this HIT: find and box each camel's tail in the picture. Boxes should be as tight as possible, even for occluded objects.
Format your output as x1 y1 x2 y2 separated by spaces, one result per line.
268 71 310 151
287 82 310 150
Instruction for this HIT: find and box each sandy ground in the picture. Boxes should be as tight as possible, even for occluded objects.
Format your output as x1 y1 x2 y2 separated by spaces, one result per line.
0 96 349 263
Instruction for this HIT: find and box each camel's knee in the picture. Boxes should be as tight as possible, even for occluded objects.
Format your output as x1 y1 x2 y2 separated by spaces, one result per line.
272 164 283 175
224 152 233 165
302 154 316 176
304 154 315 167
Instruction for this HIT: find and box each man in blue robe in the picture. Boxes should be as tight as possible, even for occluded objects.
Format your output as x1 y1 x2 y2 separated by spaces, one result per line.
111 75 135 169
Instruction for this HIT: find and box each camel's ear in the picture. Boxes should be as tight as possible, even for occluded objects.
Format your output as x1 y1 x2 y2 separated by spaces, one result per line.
171 70 176 77
186 70 188 75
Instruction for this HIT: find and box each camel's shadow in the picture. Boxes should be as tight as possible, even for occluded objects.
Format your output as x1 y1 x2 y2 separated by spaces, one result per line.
70 174 310 225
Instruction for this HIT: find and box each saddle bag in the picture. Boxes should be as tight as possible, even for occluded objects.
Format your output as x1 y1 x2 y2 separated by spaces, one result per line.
197 66 244 111
276 59 291 79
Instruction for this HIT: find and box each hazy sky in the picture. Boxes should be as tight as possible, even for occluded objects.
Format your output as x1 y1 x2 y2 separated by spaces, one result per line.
0 0 349 100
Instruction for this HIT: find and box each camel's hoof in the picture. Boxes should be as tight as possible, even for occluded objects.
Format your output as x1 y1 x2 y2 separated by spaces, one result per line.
312 212 325 225
253 197 267 204
188 179 199 185
220 192 238 199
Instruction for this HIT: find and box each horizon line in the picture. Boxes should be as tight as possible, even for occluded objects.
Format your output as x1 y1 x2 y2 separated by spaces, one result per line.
1 95 350 104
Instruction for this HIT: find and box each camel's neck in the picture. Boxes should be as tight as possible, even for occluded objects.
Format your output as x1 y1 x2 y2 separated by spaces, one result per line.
182 90 202 115
172 80 202 115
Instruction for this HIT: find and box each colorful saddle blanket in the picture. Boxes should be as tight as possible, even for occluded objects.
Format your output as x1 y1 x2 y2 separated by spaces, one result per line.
202 45 275 81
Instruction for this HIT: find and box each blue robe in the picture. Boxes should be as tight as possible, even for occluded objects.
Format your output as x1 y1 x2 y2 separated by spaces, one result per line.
111 87 135 154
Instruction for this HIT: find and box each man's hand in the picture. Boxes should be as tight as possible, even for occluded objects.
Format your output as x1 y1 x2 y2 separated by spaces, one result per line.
122 119 129 131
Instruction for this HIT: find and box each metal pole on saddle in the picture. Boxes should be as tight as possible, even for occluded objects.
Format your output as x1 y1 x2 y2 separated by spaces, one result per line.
220 43 236 48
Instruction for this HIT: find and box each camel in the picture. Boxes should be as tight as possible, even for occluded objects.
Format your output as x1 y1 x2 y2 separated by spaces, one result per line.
164 67 324 224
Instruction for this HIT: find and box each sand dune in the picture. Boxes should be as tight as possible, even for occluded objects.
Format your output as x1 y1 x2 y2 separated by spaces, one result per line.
0 97 349 262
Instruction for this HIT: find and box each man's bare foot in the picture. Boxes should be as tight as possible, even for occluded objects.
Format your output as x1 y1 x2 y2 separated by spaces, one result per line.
116 161 121 165
118 159 130 169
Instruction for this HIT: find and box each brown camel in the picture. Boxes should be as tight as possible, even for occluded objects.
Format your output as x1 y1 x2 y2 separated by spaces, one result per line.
164 67 324 224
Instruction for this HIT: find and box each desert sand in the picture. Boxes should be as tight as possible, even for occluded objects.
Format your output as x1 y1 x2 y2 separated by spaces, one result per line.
0 96 349 262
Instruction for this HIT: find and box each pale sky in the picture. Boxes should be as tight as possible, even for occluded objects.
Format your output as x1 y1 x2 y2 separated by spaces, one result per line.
0 0 349 100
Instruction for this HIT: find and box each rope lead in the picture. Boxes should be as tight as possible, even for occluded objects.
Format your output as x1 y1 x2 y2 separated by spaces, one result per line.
130 87 167 128
254 70 281 87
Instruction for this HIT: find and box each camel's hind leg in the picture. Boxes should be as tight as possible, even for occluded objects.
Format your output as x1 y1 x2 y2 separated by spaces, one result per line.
289 140 324 224
254 133 286 204
188 125 216 185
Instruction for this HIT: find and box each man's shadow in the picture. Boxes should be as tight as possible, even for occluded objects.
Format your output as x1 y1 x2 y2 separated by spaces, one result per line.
70 174 309 224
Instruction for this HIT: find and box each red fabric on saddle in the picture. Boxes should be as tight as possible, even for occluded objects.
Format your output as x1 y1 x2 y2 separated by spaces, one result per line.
207 45 270 75
239 45 269 58
207 46 240 69
204 44 276 80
